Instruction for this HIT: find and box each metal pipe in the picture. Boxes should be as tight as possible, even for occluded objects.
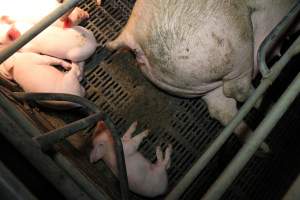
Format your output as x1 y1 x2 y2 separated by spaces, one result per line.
12 92 99 114
103 117 130 200
0 161 38 200
1 92 111 200
0 0 81 64
0 105 92 200
165 34 300 200
283 174 300 200
10 92 130 200
202 72 300 200
53 153 114 200
258 2 300 77
34 112 104 151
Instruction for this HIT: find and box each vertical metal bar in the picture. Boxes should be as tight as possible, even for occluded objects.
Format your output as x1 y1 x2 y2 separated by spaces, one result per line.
202 72 300 200
104 117 130 200
258 2 300 77
165 35 300 200
0 0 81 64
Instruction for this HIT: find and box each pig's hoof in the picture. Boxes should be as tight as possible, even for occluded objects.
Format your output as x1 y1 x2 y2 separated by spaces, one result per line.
255 142 272 158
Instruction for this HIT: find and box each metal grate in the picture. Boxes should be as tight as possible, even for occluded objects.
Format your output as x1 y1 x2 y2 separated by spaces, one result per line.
75 0 300 199
0 0 299 199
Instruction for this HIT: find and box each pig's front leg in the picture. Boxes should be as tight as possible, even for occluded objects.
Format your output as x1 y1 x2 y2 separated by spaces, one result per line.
122 121 149 156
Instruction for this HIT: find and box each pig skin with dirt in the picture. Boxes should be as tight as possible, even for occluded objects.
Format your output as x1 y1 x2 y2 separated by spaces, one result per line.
90 121 172 197
106 0 297 143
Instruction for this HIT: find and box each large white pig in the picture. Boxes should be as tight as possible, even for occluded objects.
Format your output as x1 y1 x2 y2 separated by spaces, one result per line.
106 0 297 148
0 52 85 107
90 121 172 197
0 22 97 62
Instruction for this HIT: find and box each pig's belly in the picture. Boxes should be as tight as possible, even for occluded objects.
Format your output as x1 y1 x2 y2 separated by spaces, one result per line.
140 66 223 98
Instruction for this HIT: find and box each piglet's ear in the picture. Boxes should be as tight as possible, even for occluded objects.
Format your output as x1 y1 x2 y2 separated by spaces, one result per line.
90 145 105 163
94 121 108 133
7 26 20 41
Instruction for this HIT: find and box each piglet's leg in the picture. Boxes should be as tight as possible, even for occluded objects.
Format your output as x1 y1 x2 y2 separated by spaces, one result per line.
156 145 172 169
131 130 149 147
39 55 72 70
122 121 138 140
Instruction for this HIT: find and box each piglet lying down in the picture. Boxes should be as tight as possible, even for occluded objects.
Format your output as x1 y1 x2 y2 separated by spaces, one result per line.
0 52 85 108
0 22 97 62
90 121 172 197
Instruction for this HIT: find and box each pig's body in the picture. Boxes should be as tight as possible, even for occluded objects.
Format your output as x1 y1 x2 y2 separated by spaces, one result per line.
107 0 296 141
1 22 97 62
0 52 85 107
90 121 172 197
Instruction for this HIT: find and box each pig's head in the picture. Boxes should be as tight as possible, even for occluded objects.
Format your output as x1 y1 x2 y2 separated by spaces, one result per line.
0 24 21 45
89 121 114 163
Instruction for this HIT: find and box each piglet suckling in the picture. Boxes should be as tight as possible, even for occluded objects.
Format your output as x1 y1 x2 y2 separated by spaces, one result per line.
0 22 97 62
90 121 172 197
0 52 85 108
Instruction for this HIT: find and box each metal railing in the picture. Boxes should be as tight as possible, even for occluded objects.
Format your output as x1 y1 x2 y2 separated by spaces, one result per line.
0 1 129 199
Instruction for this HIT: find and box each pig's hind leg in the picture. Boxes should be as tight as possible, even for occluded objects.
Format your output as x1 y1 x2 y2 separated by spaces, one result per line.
202 87 270 153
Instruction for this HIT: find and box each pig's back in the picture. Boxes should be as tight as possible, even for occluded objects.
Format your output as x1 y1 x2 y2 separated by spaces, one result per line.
135 0 254 97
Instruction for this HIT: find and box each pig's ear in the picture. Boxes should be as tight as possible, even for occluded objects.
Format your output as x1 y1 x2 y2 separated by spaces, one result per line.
7 26 21 41
90 144 105 163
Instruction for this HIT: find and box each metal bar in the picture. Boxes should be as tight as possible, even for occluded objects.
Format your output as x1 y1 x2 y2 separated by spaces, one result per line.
258 2 300 77
0 0 81 64
104 117 130 200
202 72 300 200
0 161 38 200
283 174 300 200
34 112 103 151
165 34 300 200
53 153 113 200
0 106 92 200
12 92 99 114
10 92 130 200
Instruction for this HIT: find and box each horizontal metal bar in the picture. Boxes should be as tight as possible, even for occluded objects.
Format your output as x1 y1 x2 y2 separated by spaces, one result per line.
258 1 300 77
34 112 103 151
0 161 38 200
202 71 300 200
0 102 92 200
0 0 81 64
12 92 99 114
165 33 300 200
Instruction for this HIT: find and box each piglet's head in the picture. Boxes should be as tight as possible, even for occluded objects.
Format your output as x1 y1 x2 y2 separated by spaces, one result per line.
89 121 113 163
